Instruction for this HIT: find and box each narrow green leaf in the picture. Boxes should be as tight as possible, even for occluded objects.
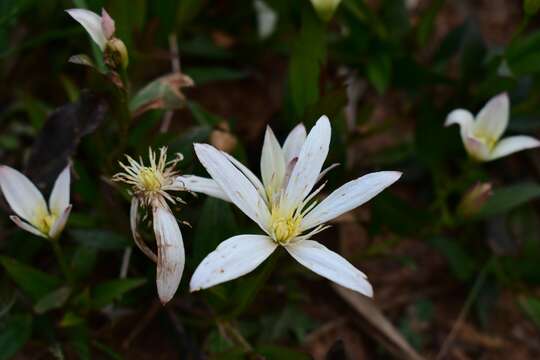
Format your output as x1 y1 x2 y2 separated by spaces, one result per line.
520 296 540 328
366 53 392 94
429 237 476 281
0 256 62 301
70 229 130 250
92 278 146 308
34 287 71 314
478 183 540 218
0 314 32 360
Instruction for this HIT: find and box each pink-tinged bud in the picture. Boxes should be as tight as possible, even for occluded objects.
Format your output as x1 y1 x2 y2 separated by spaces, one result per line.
458 182 493 218
104 38 128 69
101 8 115 39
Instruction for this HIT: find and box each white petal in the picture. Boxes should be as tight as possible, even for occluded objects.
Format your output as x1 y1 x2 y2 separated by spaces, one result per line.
473 93 509 143
285 240 373 297
100 8 115 39
153 207 184 304
0 165 48 225
10 216 46 238
489 135 540 161
194 144 271 233
283 116 331 212
176 175 230 202
260 126 286 191
282 123 307 164
253 0 278 39
302 171 402 230
190 234 277 291
464 135 491 161
49 166 71 216
445 109 474 147
222 151 267 201
48 205 72 240
66 9 107 50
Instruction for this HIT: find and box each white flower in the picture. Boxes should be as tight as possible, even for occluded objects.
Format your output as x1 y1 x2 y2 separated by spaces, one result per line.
253 0 278 39
0 165 72 240
113 148 187 304
66 8 115 51
189 116 401 296
445 93 540 161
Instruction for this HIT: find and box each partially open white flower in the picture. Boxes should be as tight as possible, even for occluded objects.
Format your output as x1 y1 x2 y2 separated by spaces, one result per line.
445 93 540 161
113 147 187 304
189 116 401 296
66 8 115 51
0 165 72 240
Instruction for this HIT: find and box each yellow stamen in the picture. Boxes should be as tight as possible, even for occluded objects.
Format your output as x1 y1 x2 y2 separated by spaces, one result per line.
270 207 302 245
138 167 162 191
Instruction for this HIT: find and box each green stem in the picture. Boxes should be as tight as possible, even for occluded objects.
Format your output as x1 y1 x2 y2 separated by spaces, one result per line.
50 240 72 284
436 255 495 360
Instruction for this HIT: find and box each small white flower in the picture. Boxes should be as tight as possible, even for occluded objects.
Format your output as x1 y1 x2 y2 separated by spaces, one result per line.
66 8 115 51
445 93 540 161
0 165 72 240
189 116 401 296
113 147 188 304
253 0 278 39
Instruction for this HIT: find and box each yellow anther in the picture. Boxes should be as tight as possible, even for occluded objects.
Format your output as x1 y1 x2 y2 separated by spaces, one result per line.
138 167 162 192
270 208 302 245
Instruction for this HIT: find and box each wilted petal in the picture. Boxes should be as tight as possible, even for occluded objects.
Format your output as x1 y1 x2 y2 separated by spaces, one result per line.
194 144 271 233
489 135 540 161
176 175 230 202
153 207 184 304
474 93 509 143
190 234 277 291
260 126 285 191
49 165 71 216
283 116 331 212
130 198 157 262
66 9 107 50
282 123 307 164
302 171 402 230
48 205 72 240
0 165 48 225
10 216 46 238
285 240 373 297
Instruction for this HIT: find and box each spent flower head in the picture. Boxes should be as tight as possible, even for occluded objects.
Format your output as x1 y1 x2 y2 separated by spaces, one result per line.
113 147 187 304
187 116 401 296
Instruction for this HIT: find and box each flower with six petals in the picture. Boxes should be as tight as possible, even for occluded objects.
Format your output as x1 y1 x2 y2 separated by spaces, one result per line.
188 116 401 296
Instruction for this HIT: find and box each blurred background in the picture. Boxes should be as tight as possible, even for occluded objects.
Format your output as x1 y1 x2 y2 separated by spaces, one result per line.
1 0 540 359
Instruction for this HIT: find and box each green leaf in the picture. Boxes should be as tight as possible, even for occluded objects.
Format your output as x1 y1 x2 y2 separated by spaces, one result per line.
520 296 540 328
70 229 130 250
0 315 32 360
524 0 540 16
192 197 238 266
507 31 540 75
288 8 326 117
367 52 392 94
71 246 98 281
184 67 248 85
34 287 71 314
429 237 476 281
60 312 85 328
0 256 62 301
416 0 444 46
256 345 311 360
477 183 540 218
92 278 146 309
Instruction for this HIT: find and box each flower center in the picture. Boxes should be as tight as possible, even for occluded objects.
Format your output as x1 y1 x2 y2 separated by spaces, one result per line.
138 167 162 192
270 208 302 245
472 131 497 150
36 212 57 234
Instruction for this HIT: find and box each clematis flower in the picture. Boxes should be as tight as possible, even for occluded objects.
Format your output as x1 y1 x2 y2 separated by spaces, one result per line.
445 93 540 161
188 116 401 296
0 165 72 240
113 147 189 304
